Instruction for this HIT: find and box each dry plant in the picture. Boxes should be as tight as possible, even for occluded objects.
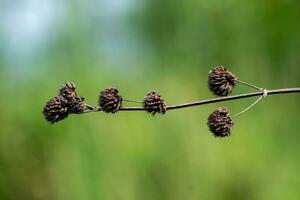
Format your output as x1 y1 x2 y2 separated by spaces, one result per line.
43 66 300 138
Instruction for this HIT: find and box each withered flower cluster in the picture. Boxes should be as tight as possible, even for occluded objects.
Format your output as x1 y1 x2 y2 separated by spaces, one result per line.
207 107 233 137
99 87 122 113
144 91 166 115
208 66 236 96
44 84 167 123
43 83 86 123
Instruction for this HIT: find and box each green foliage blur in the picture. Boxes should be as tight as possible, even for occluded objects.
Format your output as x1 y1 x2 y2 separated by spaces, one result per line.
0 0 300 199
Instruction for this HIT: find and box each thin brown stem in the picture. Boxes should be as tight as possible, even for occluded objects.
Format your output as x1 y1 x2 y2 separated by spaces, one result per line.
81 87 300 113
123 99 144 103
235 79 262 90
85 104 96 110
232 96 263 118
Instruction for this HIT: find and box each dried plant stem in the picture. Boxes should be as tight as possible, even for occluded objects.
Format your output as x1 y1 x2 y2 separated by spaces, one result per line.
82 87 300 113
123 99 144 103
235 79 262 90
86 104 96 110
232 96 263 118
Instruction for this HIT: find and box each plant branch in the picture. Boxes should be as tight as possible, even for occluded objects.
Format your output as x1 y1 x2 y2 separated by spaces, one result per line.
82 87 300 113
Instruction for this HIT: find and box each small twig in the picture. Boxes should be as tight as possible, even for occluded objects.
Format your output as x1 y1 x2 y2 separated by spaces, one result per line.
86 104 96 110
235 79 262 90
232 96 263 118
123 99 144 103
83 107 101 113
81 87 300 113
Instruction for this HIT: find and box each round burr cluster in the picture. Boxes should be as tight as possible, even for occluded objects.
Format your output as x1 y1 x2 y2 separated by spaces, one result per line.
43 82 86 123
59 82 77 99
68 96 86 114
43 95 69 123
99 87 122 113
144 91 166 115
207 107 234 137
208 66 236 96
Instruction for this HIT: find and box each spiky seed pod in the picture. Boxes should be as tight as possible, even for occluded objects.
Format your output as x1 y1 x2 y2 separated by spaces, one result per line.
43 95 69 123
59 82 77 99
208 66 236 96
207 107 234 137
99 87 122 113
144 91 166 115
59 82 86 113
68 96 86 114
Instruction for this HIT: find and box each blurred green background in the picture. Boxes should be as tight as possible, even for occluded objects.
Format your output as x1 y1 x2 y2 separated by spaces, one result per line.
0 0 300 199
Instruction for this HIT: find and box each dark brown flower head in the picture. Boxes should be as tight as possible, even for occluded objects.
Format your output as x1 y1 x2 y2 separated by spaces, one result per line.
208 66 236 96
59 82 77 99
207 107 233 137
43 95 69 123
99 87 122 113
59 82 86 113
144 91 166 115
68 96 86 114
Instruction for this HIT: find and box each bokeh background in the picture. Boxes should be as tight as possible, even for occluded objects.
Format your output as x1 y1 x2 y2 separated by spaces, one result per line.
1 0 300 199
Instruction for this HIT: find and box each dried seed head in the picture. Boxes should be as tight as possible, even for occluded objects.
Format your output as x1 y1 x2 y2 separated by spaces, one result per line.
59 82 86 113
207 107 233 137
68 96 86 114
144 91 166 115
59 82 77 99
208 66 236 96
99 87 122 113
43 95 69 123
